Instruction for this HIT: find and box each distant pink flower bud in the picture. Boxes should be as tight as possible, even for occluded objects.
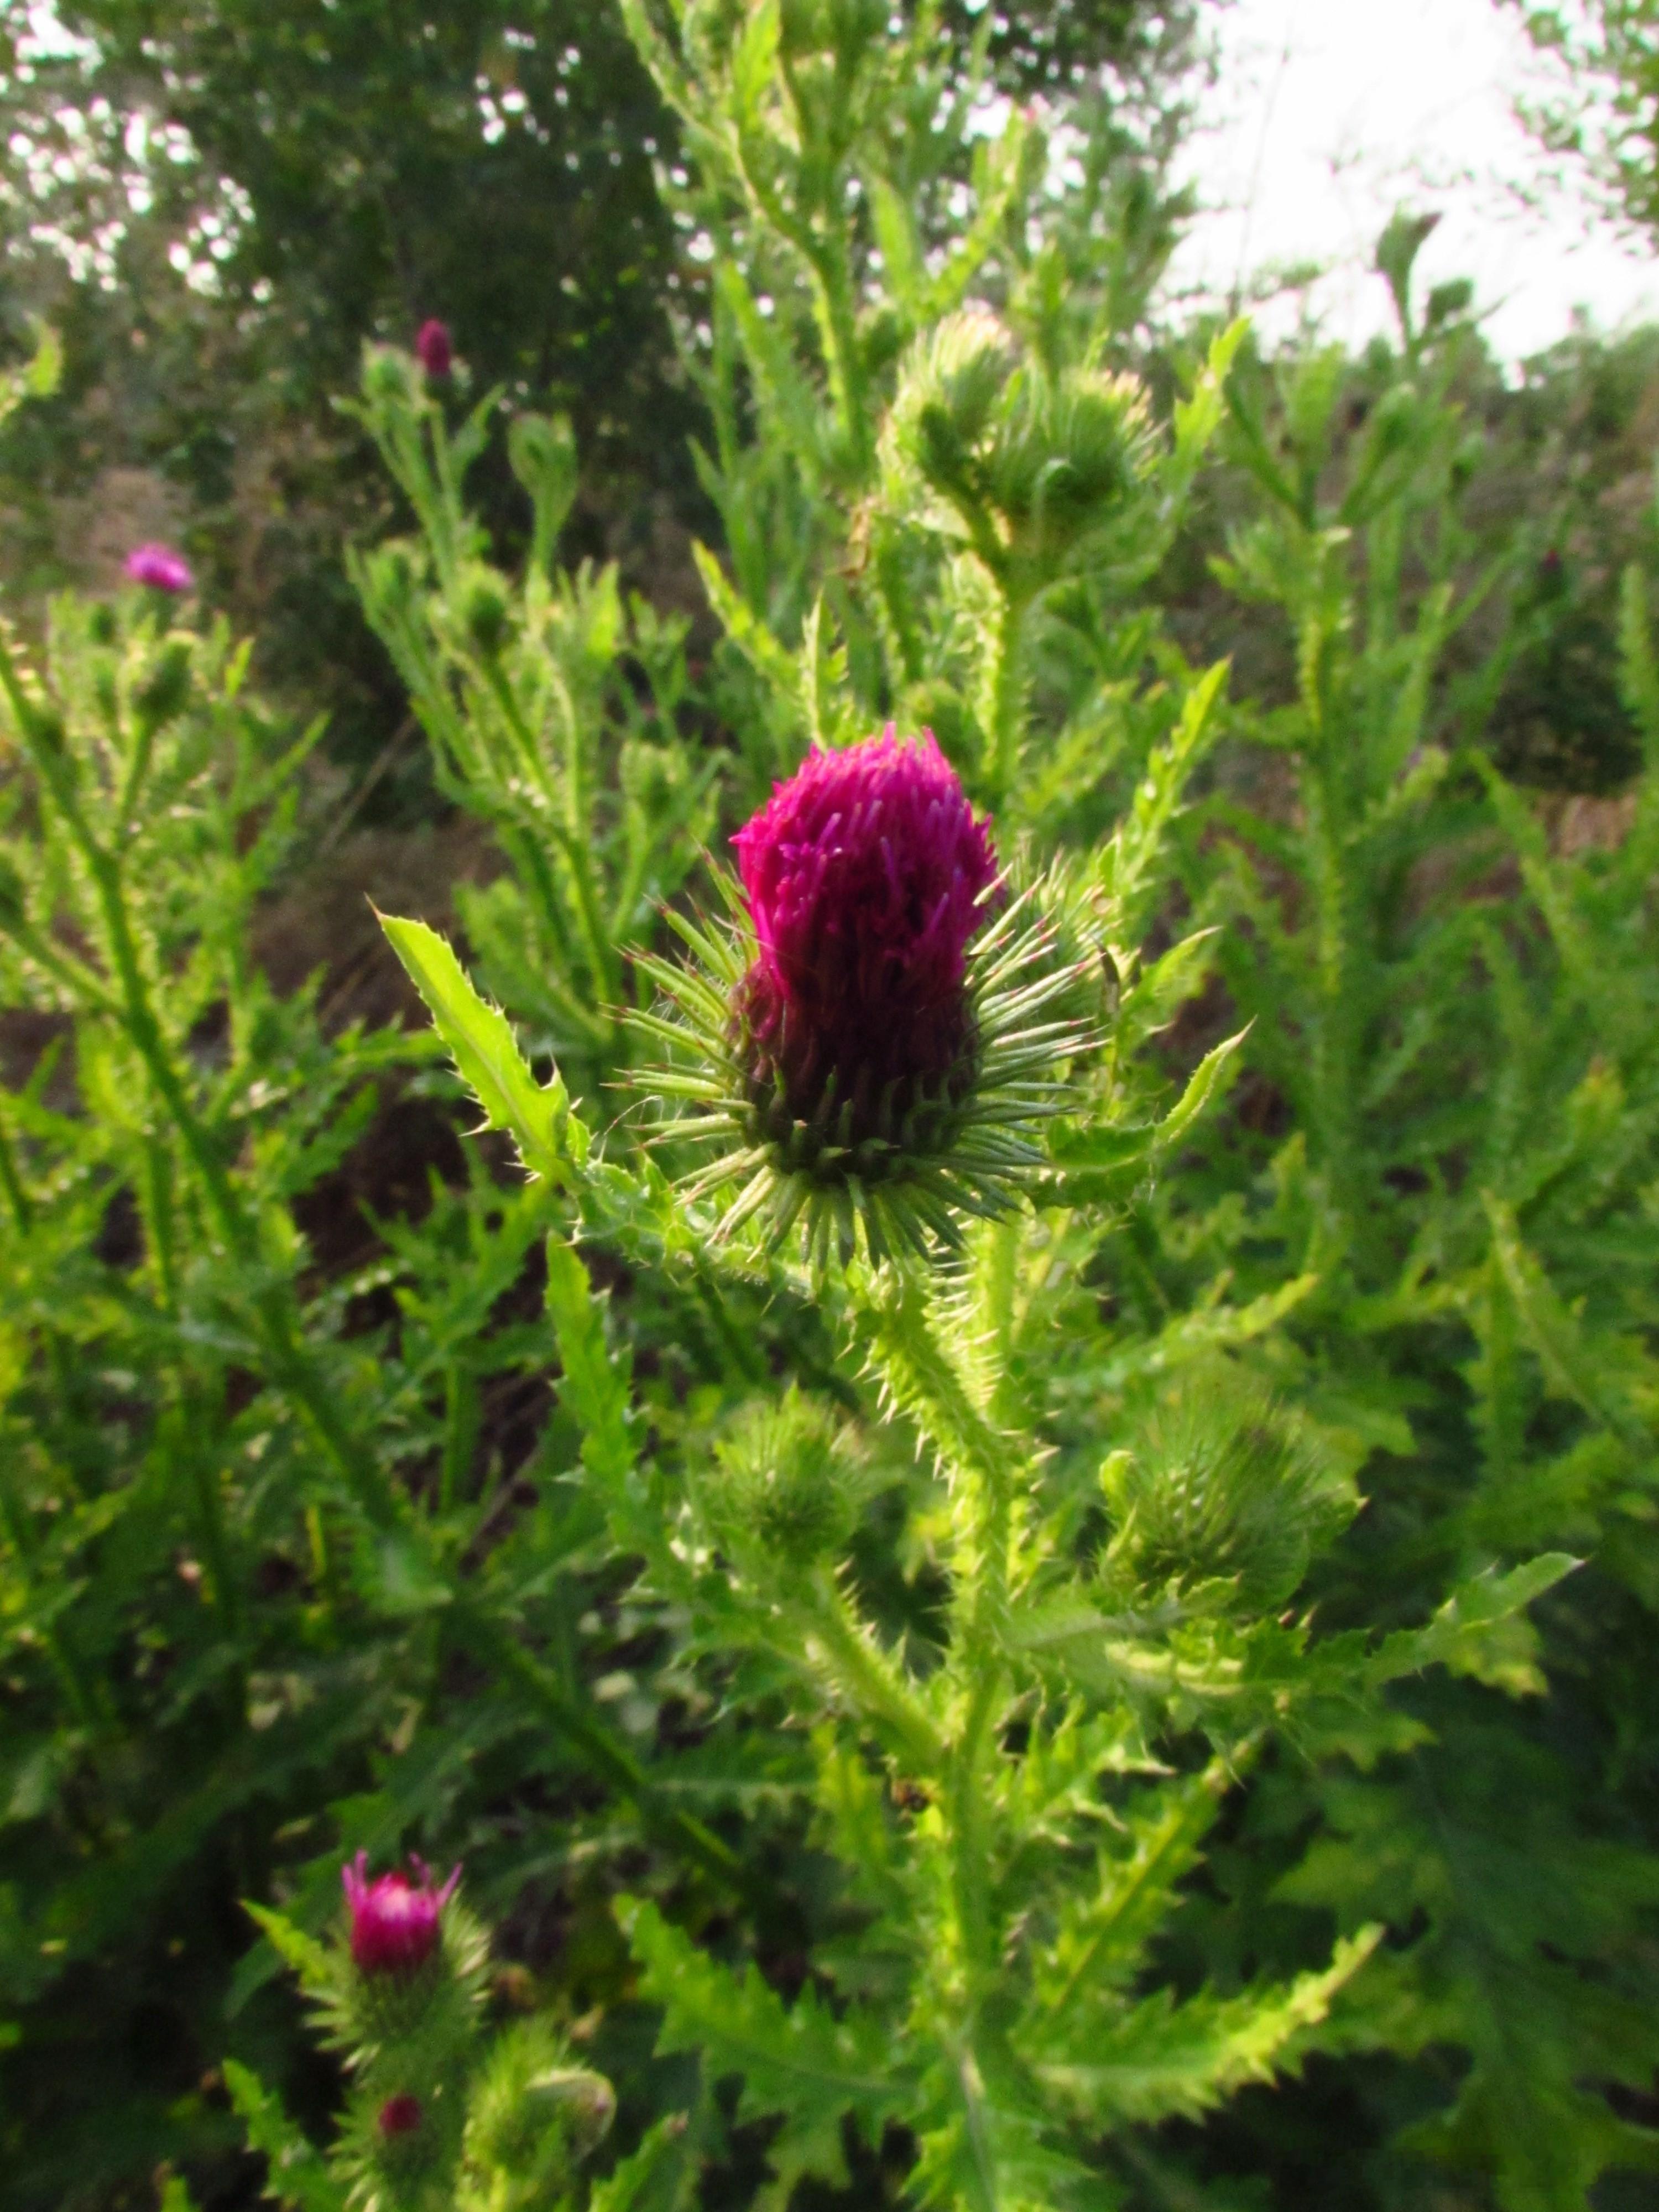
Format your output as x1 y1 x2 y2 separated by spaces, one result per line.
378 2093 424 2140
124 542 193 593
341 1851 458 1977
732 729 1000 1137
415 319 453 379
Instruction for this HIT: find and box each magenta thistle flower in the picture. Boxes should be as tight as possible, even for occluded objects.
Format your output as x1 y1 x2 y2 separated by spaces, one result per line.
415 318 453 379
124 542 193 593
377 2093 424 2140
341 1851 459 1977
632 728 1092 1264
732 729 1000 1140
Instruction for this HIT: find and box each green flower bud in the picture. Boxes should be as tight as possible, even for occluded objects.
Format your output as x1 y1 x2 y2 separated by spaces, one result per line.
458 572 511 659
881 310 1154 578
507 411 579 559
358 541 421 633
362 343 422 408
1365 384 1420 466
701 1389 864 1569
461 2020 614 2212
1103 1375 1355 1616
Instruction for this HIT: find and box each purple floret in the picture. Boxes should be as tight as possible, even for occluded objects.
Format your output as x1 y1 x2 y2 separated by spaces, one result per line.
341 1850 458 1978
124 542 193 593
415 319 453 379
732 729 1000 1134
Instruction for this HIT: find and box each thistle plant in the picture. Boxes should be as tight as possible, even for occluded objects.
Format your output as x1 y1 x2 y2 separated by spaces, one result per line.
6 8 1658 2209
361 21 1584 2204
378 672 1566 2206
228 1856 616 2212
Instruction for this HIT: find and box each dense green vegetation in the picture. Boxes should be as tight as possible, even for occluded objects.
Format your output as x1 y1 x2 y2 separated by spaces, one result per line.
3 5 1659 2211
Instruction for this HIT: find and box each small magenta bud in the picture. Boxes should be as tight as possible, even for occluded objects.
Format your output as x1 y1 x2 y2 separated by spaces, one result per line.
415 319 453 379
341 1851 459 1977
378 2093 424 2140
731 729 1000 1141
124 542 193 593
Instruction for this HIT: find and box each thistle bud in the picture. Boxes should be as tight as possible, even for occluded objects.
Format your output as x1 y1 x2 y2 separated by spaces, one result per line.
124 543 193 594
415 318 453 380
733 729 999 1142
702 1389 864 1569
378 2093 424 2139
458 572 510 658
362 345 420 406
1102 1377 1356 1616
634 728 1091 1262
341 1851 459 1978
462 2020 616 2205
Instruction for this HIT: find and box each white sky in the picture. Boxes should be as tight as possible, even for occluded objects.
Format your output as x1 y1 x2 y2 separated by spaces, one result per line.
1161 0 1659 361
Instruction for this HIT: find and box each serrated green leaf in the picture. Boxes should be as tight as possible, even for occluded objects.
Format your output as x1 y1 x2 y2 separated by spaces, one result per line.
1369 1554 1579 1698
223 2059 343 2212
377 912 586 1185
1155 1029 1249 1160
545 1236 634 1493
1027 1932 1379 2123
619 1896 906 2187
588 2115 700 2212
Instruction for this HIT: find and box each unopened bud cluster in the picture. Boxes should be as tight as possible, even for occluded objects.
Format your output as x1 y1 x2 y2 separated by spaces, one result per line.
234 1854 614 2212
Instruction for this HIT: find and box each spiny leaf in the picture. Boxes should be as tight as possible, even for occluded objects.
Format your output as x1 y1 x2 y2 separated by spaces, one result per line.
619 1896 907 2187
223 2060 344 2212
377 912 587 1185
1027 1932 1380 2124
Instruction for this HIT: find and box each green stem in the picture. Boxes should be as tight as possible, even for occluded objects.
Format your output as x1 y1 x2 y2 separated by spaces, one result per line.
115 716 159 841
440 1362 478 1514
548 820 620 1009
482 657 549 794
1307 759 1358 1225
797 1568 946 1772
857 1267 1013 2090
178 1395 242 1640
141 1134 178 1307
306 1503 343 1621
0 1109 33 1229
983 584 1031 808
